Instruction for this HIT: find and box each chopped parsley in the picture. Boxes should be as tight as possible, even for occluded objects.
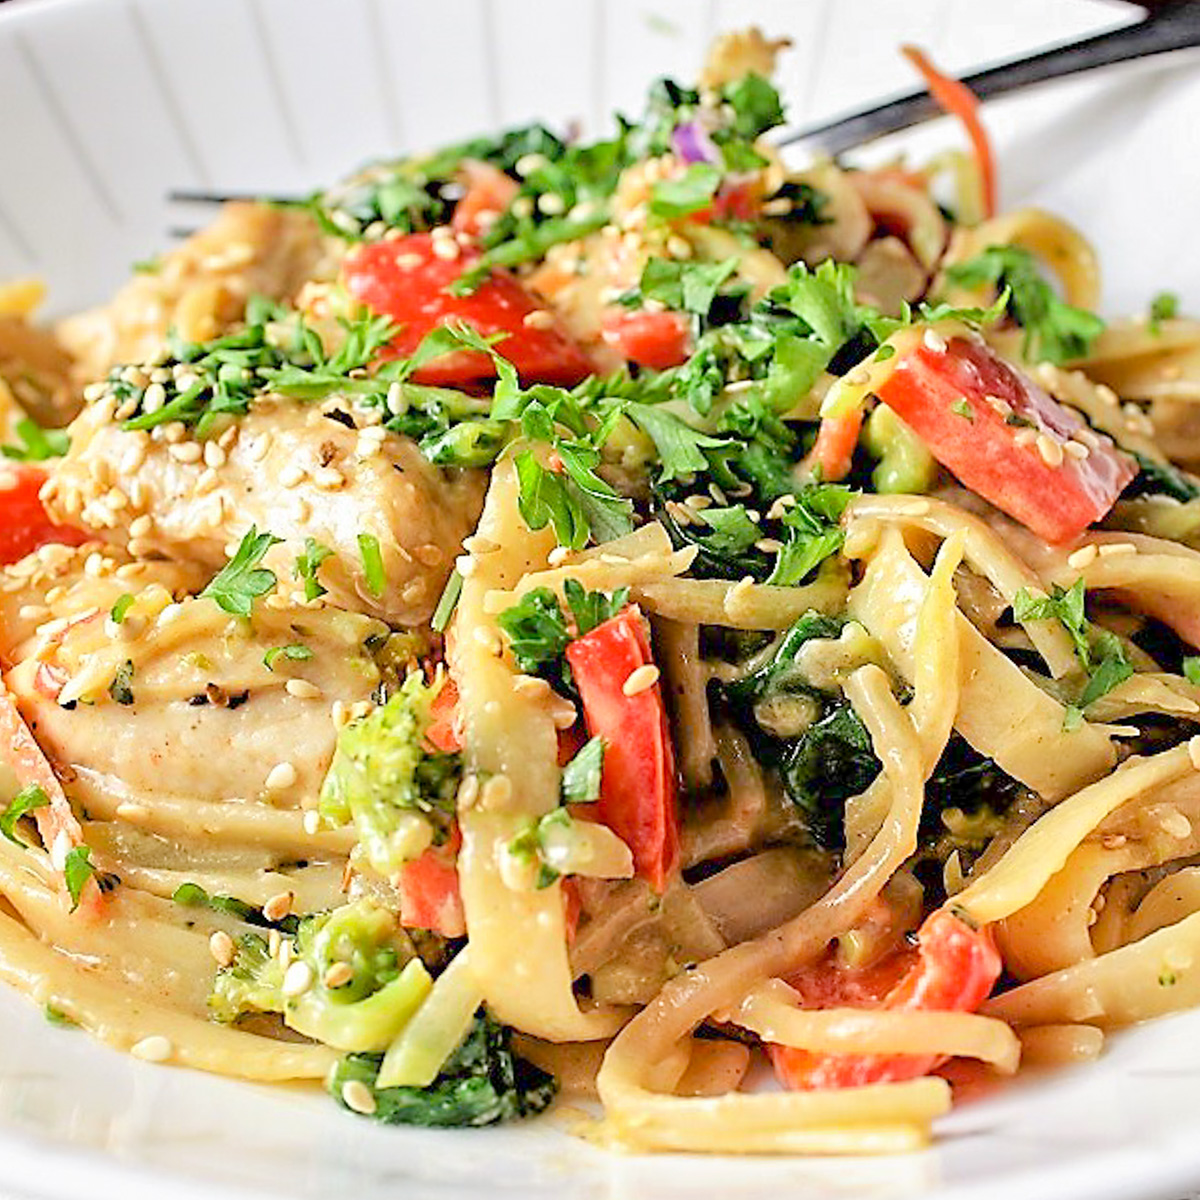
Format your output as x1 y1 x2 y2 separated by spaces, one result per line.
561 735 605 804
63 845 96 911
1012 580 1133 727
648 162 722 219
769 484 853 586
693 505 761 556
0 784 49 846
1149 290 1179 333
1 417 69 462
263 644 313 671
200 526 282 617
294 538 333 602
944 245 1104 364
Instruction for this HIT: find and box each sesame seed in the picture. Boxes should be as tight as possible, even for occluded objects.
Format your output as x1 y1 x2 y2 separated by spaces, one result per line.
158 603 183 627
116 802 149 821
1162 809 1192 840
312 467 345 490
622 664 660 696
279 464 305 488
432 237 460 261
330 700 350 730
547 546 571 567
754 537 783 553
984 394 1013 418
142 382 166 411
209 930 236 967
1036 434 1064 468
1067 545 1098 569
285 679 322 700
1014 429 1038 448
1098 542 1137 558
341 1079 377 1116
168 442 203 464
666 234 692 259
163 422 187 444
131 1035 172 1062
18 604 49 621
922 329 948 354
324 962 354 989
548 693 578 730
1064 441 1090 460
266 763 298 792
263 891 294 922
282 961 313 998
536 192 566 216
204 442 226 469
522 309 556 331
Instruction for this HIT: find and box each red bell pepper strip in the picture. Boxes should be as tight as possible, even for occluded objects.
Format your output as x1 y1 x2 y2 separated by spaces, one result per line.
0 465 88 567
771 909 1002 1090
342 233 594 387
600 308 692 371
874 333 1137 544
811 410 863 483
564 606 678 892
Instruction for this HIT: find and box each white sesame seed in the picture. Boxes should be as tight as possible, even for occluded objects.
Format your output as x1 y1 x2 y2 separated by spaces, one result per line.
282 961 314 998
203 442 227 469
263 891 294 922
1189 737 1200 771
1162 808 1192 840
432 237 460 261
514 152 548 178
1035 434 1064 468
115 802 149 821
168 441 203 464
265 762 298 791
1064 440 1090 460
312 467 345 490
341 1079 377 1115
330 699 350 730
1014 429 1038 448
18 604 50 621
142 382 166 411
1067 545 1098 569
922 329 948 354
209 930 236 967
754 537 784 553
666 234 693 260
622 664 660 696
547 546 571 567
279 464 305 488
324 961 355 988
1098 542 1137 558
537 192 566 216
157 603 183 627
522 309 556 331
285 679 322 700
131 1035 172 1062
480 774 513 810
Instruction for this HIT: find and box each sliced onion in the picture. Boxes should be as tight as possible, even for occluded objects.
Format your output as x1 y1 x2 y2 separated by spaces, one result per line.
672 120 721 166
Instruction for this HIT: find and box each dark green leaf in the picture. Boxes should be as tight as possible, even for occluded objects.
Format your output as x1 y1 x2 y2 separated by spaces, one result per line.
648 163 722 218
0 784 49 846
201 526 282 616
1 417 69 462
63 846 96 911
693 505 761 556
562 578 629 636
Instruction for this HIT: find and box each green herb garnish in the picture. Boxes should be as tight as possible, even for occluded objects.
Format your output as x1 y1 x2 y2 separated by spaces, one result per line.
201 526 281 617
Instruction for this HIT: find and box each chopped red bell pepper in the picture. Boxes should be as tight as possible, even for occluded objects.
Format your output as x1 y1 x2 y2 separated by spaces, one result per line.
565 606 678 892
342 233 594 387
600 308 692 371
0 465 88 566
874 333 1137 544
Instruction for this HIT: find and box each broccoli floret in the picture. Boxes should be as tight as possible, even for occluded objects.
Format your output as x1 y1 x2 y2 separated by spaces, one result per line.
329 1012 557 1127
209 932 286 1024
208 899 432 1051
319 672 461 875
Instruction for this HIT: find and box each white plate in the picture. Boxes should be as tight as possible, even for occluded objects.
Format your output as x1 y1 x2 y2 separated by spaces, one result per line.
1 0 1199 1197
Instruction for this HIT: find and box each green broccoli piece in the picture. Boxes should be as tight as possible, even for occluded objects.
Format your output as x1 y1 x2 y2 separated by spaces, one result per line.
319 672 461 875
208 899 432 1051
209 932 286 1023
329 1012 557 1127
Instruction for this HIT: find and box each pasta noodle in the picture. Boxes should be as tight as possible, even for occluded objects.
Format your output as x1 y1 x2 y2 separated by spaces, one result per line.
2 22 1200 1161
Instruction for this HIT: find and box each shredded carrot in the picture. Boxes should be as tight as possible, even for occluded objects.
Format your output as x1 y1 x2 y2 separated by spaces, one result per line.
902 45 996 219
812 409 863 482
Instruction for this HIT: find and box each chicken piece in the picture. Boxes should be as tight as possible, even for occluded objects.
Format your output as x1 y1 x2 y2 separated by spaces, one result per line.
43 395 486 626
56 202 334 386
4 580 386 847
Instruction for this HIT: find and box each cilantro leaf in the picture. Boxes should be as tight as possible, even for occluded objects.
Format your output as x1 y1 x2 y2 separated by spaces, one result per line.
1 417 69 462
625 403 730 482
693 505 761 556
294 538 333 602
768 484 853 586
627 256 741 320
945 246 1104 364
63 845 96 911
496 588 571 677
719 73 785 139
561 736 605 804
563 579 628 636
0 784 49 846
649 163 722 218
1012 580 1133 723
201 526 282 616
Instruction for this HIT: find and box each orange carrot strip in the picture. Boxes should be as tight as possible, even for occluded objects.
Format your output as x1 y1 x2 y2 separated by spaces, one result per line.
812 410 864 482
902 45 997 219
